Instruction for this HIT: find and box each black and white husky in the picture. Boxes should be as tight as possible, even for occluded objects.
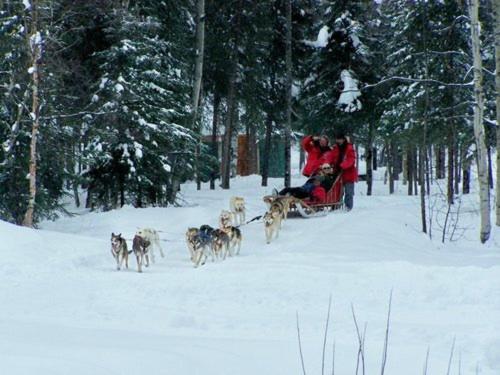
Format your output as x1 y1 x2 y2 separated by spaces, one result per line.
212 229 230 260
185 225 216 267
223 226 242 258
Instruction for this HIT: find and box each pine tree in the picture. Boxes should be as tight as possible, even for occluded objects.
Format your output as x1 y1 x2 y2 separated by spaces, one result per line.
0 1 31 223
85 4 196 209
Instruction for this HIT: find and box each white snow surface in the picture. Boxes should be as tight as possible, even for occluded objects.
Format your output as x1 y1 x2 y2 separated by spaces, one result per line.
1 163 500 374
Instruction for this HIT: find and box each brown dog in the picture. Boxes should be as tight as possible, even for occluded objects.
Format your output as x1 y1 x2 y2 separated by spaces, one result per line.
132 234 151 273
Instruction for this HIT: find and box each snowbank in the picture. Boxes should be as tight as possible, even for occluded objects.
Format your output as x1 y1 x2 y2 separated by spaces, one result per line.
0 174 499 374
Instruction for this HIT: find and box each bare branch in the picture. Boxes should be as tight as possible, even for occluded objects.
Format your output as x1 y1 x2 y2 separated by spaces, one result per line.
380 290 393 375
445 337 456 375
296 311 307 375
352 304 366 375
422 347 430 375
363 76 473 91
40 111 117 120
322 296 332 375
331 340 336 375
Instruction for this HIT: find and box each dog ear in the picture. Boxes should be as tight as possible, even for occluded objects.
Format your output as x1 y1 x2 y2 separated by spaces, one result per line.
118 233 122 237
111 232 115 237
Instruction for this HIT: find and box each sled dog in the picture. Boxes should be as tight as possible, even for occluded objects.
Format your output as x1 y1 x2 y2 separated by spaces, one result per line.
219 210 233 229
270 200 285 227
185 226 215 267
132 234 150 273
229 196 246 225
185 227 199 261
212 229 230 260
264 196 292 223
110 233 129 270
263 211 281 244
277 196 294 221
222 226 242 258
136 228 164 263
198 224 216 261
199 224 215 241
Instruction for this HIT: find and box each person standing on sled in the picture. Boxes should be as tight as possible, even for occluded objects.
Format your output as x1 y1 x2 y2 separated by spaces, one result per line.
322 133 358 211
301 135 331 177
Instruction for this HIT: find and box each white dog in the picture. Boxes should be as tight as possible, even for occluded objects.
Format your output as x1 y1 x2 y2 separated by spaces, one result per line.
263 211 281 244
229 196 246 226
136 228 164 263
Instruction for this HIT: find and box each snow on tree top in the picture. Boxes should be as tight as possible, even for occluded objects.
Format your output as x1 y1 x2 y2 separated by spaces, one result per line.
99 78 109 89
114 83 124 93
337 70 362 113
304 25 331 48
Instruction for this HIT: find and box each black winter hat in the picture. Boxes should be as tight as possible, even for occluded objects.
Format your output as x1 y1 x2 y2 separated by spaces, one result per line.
334 132 346 140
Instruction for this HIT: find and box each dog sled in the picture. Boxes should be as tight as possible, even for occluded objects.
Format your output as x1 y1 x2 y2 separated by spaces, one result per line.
263 174 344 219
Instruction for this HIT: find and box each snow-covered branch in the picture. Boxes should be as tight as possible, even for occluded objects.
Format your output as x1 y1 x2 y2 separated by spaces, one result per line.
363 76 473 90
40 111 117 120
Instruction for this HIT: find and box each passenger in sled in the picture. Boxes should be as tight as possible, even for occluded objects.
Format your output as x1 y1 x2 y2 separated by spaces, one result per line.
278 163 338 204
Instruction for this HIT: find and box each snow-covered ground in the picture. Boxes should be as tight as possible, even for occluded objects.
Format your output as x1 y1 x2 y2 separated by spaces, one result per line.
1 159 499 374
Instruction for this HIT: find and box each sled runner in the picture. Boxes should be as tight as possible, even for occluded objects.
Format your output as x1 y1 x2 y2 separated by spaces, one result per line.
264 174 344 218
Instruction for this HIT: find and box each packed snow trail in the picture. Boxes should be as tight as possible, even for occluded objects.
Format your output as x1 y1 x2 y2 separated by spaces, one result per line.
1 174 499 375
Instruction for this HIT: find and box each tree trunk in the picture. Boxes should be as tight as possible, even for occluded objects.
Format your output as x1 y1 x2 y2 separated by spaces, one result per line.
221 77 237 190
192 0 205 191
447 137 454 205
469 0 491 243
210 91 220 190
425 145 430 195
463 151 471 195
454 141 460 195
373 146 378 170
428 145 433 186
436 146 445 179
402 147 408 186
413 149 418 196
387 141 394 194
261 113 273 187
220 3 242 190
283 0 292 188
435 146 441 179
23 0 41 228
72 141 80 208
407 147 414 196
495 0 500 225
392 144 400 181
420 0 429 235
191 0 205 125
487 145 494 189
419 147 427 234
366 123 374 196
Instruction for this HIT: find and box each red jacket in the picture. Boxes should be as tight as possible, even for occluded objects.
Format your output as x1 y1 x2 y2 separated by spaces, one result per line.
322 143 358 183
310 186 326 203
301 135 328 177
